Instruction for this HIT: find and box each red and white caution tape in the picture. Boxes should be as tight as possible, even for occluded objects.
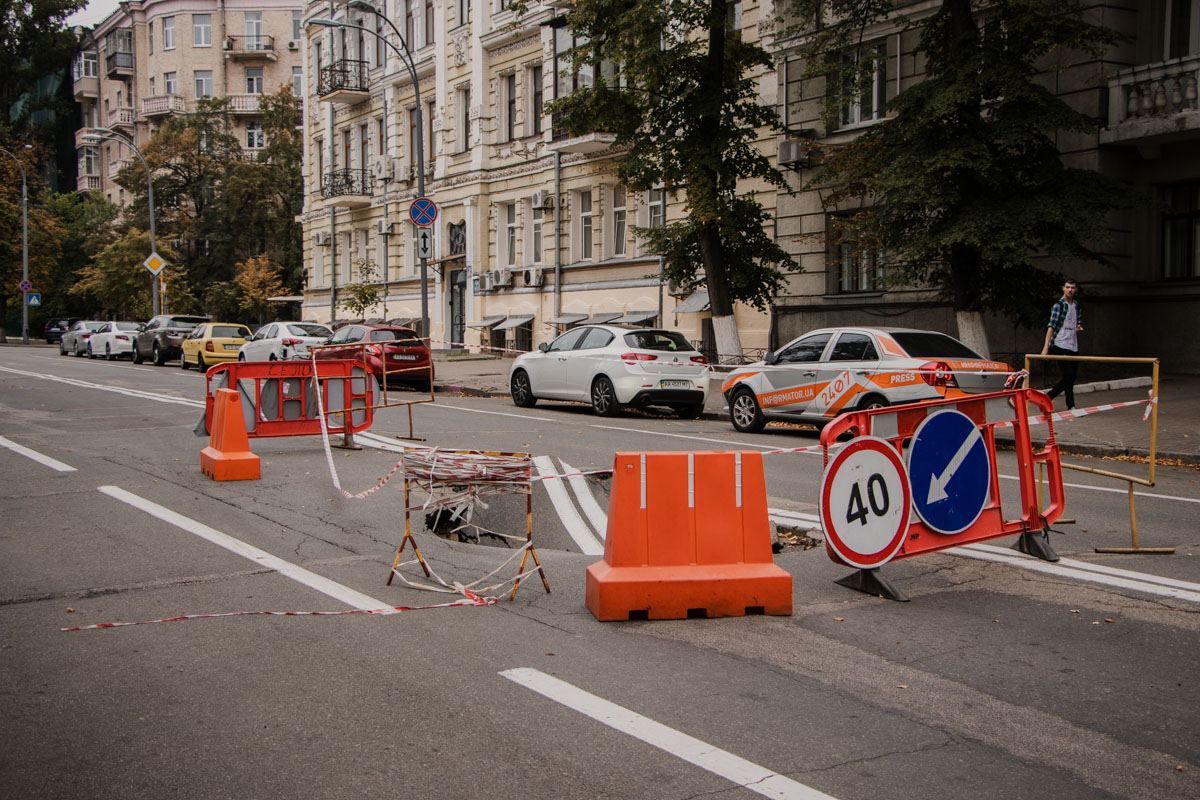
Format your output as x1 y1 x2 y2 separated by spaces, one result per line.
61 591 494 632
992 397 1154 430
1143 390 1157 422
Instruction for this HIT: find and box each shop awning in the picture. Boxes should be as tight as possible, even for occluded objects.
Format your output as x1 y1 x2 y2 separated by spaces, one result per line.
612 310 658 325
469 315 506 328
545 313 587 326
494 314 535 331
674 291 710 313
582 312 622 325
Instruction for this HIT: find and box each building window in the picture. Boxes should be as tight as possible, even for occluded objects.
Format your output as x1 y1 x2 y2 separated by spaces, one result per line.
148 21 154 54
163 16 175 50
424 0 435 47
245 67 264 94
579 190 593 260
292 66 303 95
504 203 518 267
647 187 665 228
359 123 370 167
149 76 156 95
840 43 887 128
193 14 211 47
502 73 516 142
75 52 99 79
80 146 99 175
611 186 627 256
195 70 213 98
458 0 471 26
528 65 543 135
376 17 386 68
164 71 176 94
1163 183 1200 279
293 10 303 42
829 217 883 293
246 121 265 150
377 116 387 154
405 0 415 49
245 12 264 48
408 106 419 175
456 86 471 152
426 98 437 162
530 205 543 264
1167 1 1200 59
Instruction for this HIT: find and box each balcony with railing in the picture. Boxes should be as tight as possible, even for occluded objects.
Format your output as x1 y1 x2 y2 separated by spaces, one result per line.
107 158 128 178
105 50 134 78
1102 54 1200 146
227 94 262 114
318 59 369 104
75 128 101 149
76 174 101 193
107 106 135 130
224 35 277 61
73 55 99 100
141 94 188 117
322 168 372 207
545 110 616 154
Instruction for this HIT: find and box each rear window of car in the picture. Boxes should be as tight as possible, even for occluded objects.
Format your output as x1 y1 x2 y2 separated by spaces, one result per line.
287 324 332 338
168 317 206 329
85 322 107 331
623 330 693 352
212 325 249 338
115 322 141 331
890 332 982 360
370 329 420 343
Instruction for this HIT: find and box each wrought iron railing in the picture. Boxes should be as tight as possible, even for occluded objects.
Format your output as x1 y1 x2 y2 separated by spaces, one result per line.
322 168 371 198
225 34 275 52
318 59 369 96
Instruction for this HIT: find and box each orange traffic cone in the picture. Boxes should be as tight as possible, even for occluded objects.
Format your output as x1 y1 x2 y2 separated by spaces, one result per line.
585 451 792 621
200 388 261 481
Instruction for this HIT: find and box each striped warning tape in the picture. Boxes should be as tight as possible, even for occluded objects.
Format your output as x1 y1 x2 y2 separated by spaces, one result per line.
992 396 1154 430
62 591 494 632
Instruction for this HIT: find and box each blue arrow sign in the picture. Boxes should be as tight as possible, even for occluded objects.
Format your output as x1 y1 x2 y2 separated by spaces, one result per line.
906 409 991 535
25 292 41 306
409 197 438 227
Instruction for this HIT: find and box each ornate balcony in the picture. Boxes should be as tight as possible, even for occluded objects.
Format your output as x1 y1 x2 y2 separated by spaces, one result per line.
76 174 101 192
1102 54 1200 146
227 94 261 114
318 59 369 104
105 50 133 78
107 106 135 131
322 168 372 208
224 35 277 61
141 94 188 117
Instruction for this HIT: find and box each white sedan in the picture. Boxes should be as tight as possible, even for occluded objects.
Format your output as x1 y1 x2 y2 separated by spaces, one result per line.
86 321 143 360
508 325 710 418
238 322 334 362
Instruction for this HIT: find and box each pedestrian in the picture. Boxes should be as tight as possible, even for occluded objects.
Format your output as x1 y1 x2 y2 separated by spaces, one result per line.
1040 278 1083 409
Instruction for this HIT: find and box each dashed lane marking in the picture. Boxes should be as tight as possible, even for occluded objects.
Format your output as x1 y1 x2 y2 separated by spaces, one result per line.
0 435 76 472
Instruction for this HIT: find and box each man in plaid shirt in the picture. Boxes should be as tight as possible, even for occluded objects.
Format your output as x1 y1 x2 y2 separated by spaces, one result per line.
1040 279 1083 409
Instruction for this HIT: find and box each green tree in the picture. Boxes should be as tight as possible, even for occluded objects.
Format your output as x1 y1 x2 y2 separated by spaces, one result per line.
789 0 1126 356
40 191 120 318
72 231 179 318
338 258 383 320
548 0 798 362
0 153 64 340
0 0 86 135
234 255 285 324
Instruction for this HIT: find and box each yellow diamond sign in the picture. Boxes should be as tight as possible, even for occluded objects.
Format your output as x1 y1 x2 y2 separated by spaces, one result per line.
143 252 166 276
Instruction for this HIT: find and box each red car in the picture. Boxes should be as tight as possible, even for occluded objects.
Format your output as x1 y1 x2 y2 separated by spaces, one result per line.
316 324 434 391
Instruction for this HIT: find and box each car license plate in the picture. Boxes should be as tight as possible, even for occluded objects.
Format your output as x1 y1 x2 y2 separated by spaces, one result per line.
661 380 690 389
224 344 240 351
392 354 417 360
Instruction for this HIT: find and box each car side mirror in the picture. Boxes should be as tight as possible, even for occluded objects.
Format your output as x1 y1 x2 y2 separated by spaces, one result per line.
137 325 146 332
538 342 549 353
764 350 778 365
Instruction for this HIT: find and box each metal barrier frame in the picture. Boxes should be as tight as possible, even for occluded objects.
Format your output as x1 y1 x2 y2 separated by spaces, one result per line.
307 340 436 442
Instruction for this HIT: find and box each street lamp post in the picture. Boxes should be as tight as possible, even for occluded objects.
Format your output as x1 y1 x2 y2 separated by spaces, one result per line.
86 127 159 316
308 6 430 338
0 145 31 343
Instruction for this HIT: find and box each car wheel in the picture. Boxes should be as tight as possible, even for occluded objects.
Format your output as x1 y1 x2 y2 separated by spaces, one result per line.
269 354 277 362
86 343 95 359
153 343 166 366
132 345 144 364
675 403 704 420
590 375 622 417
858 394 889 412
74 341 84 357
237 353 246 362
197 353 207 371
59 341 66 356
180 352 189 369
105 344 114 361
510 370 537 407
730 388 766 433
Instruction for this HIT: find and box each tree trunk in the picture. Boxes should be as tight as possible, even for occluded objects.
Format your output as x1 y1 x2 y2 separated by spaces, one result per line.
955 310 991 359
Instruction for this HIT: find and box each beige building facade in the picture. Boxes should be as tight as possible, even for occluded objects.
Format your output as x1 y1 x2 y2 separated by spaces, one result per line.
301 0 780 357
73 0 305 203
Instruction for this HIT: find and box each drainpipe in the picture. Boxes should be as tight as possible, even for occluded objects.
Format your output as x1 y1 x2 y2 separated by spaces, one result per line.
329 211 338 320
657 255 664 329
553 150 562 317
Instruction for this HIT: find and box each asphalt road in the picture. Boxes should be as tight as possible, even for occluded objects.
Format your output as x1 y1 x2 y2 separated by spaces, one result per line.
2 345 1198 800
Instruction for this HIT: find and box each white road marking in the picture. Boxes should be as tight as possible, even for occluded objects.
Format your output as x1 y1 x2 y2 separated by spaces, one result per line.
0 436 77 472
426 403 554 422
500 668 840 800
560 459 608 540
964 543 1200 593
532 457 603 555
98 485 390 611
0 365 202 407
30 354 156 372
592 423 784 451
998 473 1200 505
356 431 431 454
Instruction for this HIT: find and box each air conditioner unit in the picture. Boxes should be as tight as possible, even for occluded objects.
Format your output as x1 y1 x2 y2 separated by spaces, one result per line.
313 231 331 246
479 271 496 291
777 138 811 169
530 189 554 210
371 154 393 182
375 219 393 235
523 266 545 287
493 268 515 288
287 40 298 51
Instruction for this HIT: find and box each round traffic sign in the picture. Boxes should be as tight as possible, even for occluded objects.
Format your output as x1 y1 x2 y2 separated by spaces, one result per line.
18 279 32 293
819 436 912 569
906 409 991 535
409 197 438 227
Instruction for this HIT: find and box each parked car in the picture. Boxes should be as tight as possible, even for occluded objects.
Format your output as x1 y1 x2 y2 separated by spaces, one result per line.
508 326 710 418
44 317 80 344
180 323 252 371
721 326 1012 433
60 320 108 356
132 315 208 366
87 321 143 360
314 323 434 391
237 322 334 362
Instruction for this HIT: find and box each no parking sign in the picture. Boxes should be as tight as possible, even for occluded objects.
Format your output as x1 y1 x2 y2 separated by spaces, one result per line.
819 436 912 569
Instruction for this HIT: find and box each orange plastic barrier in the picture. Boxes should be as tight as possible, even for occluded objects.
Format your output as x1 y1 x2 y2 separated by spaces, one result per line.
200 388 261 481
585 451 792 621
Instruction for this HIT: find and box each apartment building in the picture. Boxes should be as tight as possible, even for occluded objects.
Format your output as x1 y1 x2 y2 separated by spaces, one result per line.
72 0 304 203
771 1 1200 371
301 0 780 355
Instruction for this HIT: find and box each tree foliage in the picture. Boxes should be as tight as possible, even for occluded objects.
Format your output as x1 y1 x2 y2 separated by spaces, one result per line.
547 0 799 340
0 153 65 339
338 258 383 320
790 0 1127 328
234 255 286 324
0 0 86 135
72 231 179 318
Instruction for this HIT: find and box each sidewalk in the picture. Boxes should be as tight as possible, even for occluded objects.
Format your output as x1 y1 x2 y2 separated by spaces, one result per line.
432 352 1200 465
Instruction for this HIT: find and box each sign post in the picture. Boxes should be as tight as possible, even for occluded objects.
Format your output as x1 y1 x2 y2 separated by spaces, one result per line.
408 197 438 337
25 292 40 307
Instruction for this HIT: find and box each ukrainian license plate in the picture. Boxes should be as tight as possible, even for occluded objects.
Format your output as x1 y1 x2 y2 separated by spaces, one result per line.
392 353 417 361
660 380 690 389
224 344 240 351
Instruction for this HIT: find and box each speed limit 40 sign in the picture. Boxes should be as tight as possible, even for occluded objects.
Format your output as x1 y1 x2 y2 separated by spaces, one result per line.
819 436 912 570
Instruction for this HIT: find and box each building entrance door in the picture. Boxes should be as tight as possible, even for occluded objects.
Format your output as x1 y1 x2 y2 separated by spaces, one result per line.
448 268 466 348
